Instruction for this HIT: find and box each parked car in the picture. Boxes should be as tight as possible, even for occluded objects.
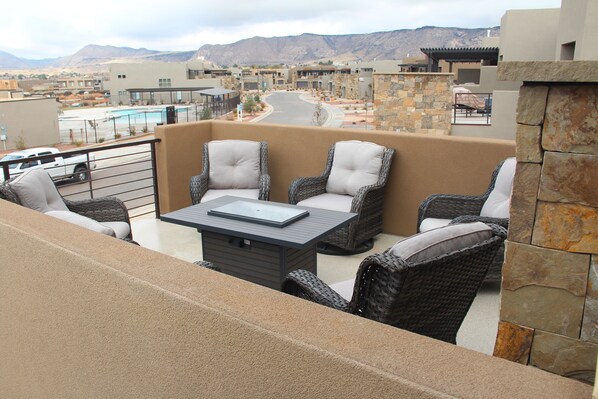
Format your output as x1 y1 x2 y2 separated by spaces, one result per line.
0 147 96 183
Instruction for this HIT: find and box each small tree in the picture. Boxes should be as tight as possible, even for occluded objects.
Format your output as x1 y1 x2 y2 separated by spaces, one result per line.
14 135 26 150
200 106 213 120
312 100 326 126
243 96 256 115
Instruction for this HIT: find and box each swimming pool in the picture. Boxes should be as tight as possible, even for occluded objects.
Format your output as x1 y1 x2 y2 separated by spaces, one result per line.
109 107 191 124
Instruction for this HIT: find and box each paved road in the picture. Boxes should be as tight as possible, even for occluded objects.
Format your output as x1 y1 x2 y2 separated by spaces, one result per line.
260 92 327 126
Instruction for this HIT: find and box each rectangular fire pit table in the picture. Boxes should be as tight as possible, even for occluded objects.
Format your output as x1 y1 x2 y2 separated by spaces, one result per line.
160 196 357 290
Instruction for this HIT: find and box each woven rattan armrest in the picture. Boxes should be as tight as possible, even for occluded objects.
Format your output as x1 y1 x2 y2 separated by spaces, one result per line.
189 170 209 205
288 176 328 204
282 269 351 312
258 174 271 201
417 193 486 230
64 197 130 224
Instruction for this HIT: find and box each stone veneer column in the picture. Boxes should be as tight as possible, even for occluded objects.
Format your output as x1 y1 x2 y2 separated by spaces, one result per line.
372 73 452 135
493 61 598 384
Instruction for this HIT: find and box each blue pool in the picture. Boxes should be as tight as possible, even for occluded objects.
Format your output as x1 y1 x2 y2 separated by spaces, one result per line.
109 107 191 124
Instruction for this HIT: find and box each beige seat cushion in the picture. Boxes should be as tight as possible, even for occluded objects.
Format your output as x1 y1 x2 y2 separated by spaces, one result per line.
326 141 385 196
8 169 68 213
389 222 493 264
208 140 260 189
419 217 451 233
45 210 116 237
297 193 354 213
329 279 355 302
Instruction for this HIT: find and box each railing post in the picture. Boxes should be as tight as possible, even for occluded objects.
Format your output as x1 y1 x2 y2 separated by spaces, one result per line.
2 164 10 181
150 141 161 218
86 152 94 199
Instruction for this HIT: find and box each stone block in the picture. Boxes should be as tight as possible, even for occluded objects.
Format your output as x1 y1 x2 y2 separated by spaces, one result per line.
515 124 543 163
501 285 585 338
539 152 598 208
493 321 534 364
532 201 598 254
530 330 598 384
508 162 541 244
497 61 598 83
516 85 549 125
582 256 598 343
542 85 598 155
502 241 589 295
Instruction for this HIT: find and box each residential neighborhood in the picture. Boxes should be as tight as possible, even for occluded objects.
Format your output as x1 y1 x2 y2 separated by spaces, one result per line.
1 0 597 397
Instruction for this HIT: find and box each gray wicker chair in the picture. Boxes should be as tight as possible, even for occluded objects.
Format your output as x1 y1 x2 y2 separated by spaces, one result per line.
190 140 270 205
283 223 507 344
417 158 515 282
288 141 394 254
0 171 134 241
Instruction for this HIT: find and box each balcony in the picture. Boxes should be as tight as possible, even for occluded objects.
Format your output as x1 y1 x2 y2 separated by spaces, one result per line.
0 64 595 398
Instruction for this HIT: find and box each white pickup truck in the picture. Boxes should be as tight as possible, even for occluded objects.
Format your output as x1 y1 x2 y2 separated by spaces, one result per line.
0 147 96 183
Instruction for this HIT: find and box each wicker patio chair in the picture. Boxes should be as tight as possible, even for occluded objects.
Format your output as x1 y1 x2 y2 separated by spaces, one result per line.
288 141 394 254
190 140 270 204
0 168 134 241
283 222 507 344
416 158 515 282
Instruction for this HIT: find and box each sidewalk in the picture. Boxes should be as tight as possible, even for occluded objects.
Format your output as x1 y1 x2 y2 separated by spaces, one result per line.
299 92 374 129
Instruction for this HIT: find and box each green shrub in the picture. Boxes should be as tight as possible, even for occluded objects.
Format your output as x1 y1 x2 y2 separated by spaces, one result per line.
14 135 26 150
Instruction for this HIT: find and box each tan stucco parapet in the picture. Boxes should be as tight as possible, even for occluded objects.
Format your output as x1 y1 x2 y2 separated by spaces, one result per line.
497 61 598 82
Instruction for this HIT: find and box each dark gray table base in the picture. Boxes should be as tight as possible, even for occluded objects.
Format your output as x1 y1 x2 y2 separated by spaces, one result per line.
202 230 317 290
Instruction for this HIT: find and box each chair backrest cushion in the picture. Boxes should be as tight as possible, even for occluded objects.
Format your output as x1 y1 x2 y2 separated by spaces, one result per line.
480 157 516 218
7 169 68 213
389 222 493 264
326 140 385 196
208 140 261 189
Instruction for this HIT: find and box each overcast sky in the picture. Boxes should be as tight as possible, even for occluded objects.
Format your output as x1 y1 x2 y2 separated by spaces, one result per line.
2 0 562 59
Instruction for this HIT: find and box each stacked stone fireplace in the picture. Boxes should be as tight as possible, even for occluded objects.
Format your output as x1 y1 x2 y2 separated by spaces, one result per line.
493 61 598 384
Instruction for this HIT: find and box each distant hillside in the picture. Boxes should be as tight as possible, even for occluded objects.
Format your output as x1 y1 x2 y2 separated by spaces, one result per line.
0 50 37 69
0 45 196 70
194 26 500 65
0 26 499 71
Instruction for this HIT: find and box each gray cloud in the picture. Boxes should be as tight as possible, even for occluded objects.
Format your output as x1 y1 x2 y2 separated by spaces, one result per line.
1 0 562 59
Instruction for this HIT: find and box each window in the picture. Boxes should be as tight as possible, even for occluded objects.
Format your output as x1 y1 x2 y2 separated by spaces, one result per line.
560 42 576 61
117 74 127 79
159 78 172 88
39 151 56 164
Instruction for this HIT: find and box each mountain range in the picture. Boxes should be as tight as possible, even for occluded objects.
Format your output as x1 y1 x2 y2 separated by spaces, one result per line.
0 26 499 71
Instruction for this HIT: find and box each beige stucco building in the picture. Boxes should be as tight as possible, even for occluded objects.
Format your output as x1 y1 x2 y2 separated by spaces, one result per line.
106 61 229 106
449 0 598 141
0 97 60 150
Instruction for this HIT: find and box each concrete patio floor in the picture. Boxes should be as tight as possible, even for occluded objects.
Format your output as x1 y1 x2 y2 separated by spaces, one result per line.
131 215 501 356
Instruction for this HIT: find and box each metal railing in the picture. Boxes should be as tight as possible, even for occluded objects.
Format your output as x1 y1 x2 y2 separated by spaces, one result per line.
58 95 241 145
0 139 162 218
452 92 492 125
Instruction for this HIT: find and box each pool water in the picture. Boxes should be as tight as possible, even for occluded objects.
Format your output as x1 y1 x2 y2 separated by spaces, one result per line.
109 107 190 124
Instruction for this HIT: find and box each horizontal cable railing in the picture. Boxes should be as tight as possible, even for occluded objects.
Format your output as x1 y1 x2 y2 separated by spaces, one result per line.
0 139 162 219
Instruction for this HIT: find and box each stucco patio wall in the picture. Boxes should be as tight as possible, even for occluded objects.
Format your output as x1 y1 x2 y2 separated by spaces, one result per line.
155 120 514 237
0 202 592 398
